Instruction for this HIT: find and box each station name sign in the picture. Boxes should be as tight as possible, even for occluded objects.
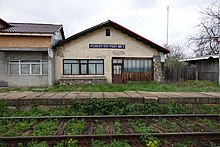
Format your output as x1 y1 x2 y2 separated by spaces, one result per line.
89 44 125 49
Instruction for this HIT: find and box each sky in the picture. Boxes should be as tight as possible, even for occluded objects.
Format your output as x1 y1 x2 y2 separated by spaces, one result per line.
0 0 218 56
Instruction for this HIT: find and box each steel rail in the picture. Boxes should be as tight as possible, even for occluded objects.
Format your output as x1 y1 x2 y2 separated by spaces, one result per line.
0 114 219 120
0 132 220 145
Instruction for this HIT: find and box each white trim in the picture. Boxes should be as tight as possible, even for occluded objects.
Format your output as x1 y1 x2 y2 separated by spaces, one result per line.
0 32 53 36
180 55 219 62
0 47 48 52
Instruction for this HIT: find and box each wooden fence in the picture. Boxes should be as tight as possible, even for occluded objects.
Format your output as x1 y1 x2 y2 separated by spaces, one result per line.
165 66 198 82
122 72 152 83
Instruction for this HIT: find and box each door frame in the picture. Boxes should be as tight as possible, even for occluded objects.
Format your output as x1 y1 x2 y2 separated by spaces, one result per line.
112 58 124 84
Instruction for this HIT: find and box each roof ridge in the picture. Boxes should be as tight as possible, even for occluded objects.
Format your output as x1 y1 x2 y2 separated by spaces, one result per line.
57 20 169 54
8 22 62 26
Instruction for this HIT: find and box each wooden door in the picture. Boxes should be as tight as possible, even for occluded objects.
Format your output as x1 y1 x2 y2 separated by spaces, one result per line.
113 64 123 84
112 58 123 84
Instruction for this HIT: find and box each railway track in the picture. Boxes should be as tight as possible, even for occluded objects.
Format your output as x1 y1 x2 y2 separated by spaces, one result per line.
0 114 220 146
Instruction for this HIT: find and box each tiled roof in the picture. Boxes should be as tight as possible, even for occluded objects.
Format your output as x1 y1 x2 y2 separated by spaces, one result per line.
0 22 62 34
57 20 170 54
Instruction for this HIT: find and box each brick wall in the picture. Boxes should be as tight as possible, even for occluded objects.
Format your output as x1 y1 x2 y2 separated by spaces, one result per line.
0 35 51 48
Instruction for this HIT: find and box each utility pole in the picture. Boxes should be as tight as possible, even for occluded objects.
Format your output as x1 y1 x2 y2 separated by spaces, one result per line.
166 6 169 46
218 36 220 85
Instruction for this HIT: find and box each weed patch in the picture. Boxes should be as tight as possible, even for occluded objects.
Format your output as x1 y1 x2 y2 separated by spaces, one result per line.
65 119 86 135
1 81 220 92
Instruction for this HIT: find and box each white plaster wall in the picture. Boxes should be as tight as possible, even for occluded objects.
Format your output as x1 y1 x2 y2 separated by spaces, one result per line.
55 26 159 83
51 29 63 46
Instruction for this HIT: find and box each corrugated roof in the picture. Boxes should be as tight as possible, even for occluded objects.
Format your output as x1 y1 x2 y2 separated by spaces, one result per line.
0 22 62 34
57 20 170 54
180 55 219 62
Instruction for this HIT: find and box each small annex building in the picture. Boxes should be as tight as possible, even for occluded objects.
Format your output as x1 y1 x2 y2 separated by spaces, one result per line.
55 20 169 84
0 19 64 87
181 55 219 82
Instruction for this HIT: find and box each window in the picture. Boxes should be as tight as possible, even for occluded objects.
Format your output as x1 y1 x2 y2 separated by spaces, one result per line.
9 60 48 75
113 59 122 64
9 61 19 75
63 59 104 75
124 59 152 72
106 29 110 36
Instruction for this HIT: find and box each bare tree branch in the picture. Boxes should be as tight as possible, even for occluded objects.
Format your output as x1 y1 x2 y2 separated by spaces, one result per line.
188 2 220 56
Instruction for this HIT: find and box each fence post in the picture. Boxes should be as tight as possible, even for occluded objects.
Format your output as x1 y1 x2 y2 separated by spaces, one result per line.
195 67 198 80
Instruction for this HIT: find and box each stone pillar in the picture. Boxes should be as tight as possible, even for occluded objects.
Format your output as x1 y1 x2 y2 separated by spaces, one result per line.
153 55 164 82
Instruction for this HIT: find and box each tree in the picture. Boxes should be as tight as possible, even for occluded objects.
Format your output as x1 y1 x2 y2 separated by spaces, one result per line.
188 2 220 56
164 44 186 67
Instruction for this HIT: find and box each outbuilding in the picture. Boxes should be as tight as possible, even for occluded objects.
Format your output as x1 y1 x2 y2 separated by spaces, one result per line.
181 55 219 82
0 19 64 87
55 20 169 84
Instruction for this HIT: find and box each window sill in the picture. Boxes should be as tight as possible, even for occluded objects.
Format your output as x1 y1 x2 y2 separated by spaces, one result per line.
9 74 48 76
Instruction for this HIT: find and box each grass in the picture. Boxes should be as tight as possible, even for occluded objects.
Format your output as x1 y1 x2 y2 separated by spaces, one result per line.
130 119 154 134
197 118 220 131
65 119 86 135
93 120 105 135
165 140 196 147
1 80 220 92
91 140 131 147
3 119 36 136
31 119 59 136
0 100 219 117
113 120 122 134
153 118 181 132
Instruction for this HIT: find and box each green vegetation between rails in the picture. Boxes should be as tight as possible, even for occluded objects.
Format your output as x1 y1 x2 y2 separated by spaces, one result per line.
164 140 196 147
65 119 86 135
2 119 36 136
1 80 220 92
113 120 122 134
141 134 161 147
16 140 78 147
175 119 201 132
153 118 181 132
197 118 220 132
91 140 131 147
31 119 59 136
130 119 154 134
93 120 105 135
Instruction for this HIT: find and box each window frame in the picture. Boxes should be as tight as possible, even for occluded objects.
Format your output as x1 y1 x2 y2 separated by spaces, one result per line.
106 29 110 36
112 57 153 73
63 59 104 75
9 60 48 76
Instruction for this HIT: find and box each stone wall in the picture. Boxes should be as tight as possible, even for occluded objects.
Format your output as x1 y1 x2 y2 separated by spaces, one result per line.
153 55 164 82
59 77 107 85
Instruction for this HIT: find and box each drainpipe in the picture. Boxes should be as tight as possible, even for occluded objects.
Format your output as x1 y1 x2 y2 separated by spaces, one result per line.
48 48 54 86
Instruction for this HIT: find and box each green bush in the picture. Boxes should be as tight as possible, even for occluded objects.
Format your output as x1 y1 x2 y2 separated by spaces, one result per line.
0 101 6 117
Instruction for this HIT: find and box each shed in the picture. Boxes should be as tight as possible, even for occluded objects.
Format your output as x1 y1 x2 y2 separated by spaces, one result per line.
181 55 219 81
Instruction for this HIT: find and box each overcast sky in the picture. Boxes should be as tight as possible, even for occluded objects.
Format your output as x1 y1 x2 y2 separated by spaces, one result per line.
1 0 218 56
